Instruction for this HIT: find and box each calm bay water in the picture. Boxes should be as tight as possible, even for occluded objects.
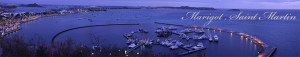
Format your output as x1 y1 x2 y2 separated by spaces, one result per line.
7 7 300 56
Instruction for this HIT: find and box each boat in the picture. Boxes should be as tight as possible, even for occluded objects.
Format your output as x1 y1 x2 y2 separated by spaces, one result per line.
192 36 199 39
155 30 162 33
183 44 192 48
214 35 219 41
228 9 240 11
209 38 213 41
180 29 193 33
168 26 177 30
126 39 133 44
166 42 173 47
123 33 133 38
179 34 188 39
192 43 205 50
145 40 153 46
138 29 148 33
170 45 179 49
161 40 170 46
92 46 101 50
198 35 207 40
186 37 191 40
194 30 204 34
175 41 184 46
128 43 136 48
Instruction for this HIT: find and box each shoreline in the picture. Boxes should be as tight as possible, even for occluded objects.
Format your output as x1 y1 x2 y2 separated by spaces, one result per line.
0 8 106 39
0 14 57 38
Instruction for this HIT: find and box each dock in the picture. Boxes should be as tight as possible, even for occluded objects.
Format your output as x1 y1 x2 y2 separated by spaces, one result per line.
126 42 145 54
178 46 193 51
258 46 277 57
178 48 204 56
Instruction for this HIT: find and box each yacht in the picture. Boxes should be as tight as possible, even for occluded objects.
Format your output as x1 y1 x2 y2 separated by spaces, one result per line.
124 33 133 37
209 37 213 41
126 39 133 44
168 26 177 30
183 44 192 48
138 29 148 33
180 29 193 33
199 35 207 40
192 43 204 50
194 30 205 34
166 42 173 47
214 35 219 41
145 40 153 46
179 34 188 39
170 45 179 49
175 41 184 46
128 43 136 48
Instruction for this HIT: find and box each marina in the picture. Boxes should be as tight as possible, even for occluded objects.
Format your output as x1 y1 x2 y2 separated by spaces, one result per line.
155 22 277 57
0 0 299 56
1 6 297 56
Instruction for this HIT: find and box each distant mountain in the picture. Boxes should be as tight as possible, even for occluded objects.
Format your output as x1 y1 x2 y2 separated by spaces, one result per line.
0 3 17 9
157 6 215 10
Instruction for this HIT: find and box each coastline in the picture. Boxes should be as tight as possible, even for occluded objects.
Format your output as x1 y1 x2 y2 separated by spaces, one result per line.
0 9 105 39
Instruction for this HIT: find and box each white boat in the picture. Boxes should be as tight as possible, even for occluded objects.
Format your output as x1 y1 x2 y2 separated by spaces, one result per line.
128 43 136 48
192 43 204 50
209 38 213 41
179 34 188 39
168 26 177 30
170 45 178 49
183 44 192 48
186 37 191 40
214 35 219 41
126 39 133 44
180 29 193 33
198 35 207 40
175 41 183 46
145 41 153 45
161 41 167 45
166 42 173 47
92 46 101 50
208 34 213 41
155 30 162 33
192 36 199 39
124 33 133 37
194 30 204 34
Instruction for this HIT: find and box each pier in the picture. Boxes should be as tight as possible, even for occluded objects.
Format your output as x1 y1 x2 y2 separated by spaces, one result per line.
178 49 203 56
258 46 277 57
125 42 145 54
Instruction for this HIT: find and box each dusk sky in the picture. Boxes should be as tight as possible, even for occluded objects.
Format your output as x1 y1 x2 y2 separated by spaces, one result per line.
1 0 299 9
